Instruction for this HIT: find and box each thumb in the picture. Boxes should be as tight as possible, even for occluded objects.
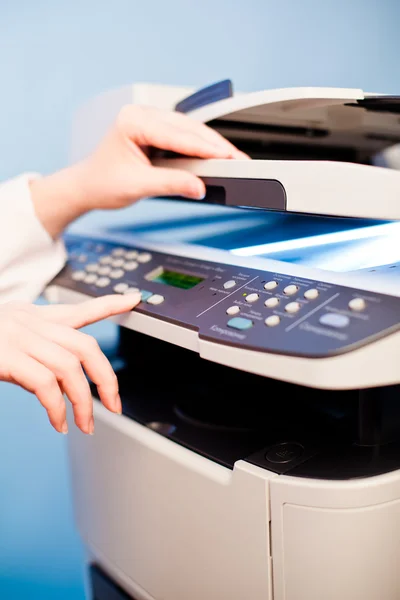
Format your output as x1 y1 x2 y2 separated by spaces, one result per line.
37 293 141 329
134 166 206 200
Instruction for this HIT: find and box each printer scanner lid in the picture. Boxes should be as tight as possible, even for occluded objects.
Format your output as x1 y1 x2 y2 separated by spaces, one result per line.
175 82 400 162
155 82 400 221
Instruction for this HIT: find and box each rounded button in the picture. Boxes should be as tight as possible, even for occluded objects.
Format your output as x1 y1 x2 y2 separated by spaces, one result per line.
265 315 280 327
124 261 139 271
112 248 125 257
264 280 278 291
95 277 111 288
140 290 153 302
111 258 124 268
223 280 236 290
85 263 98 273
95 244 104 253
245 293 259 303
304 288 319 300
125 250 138 260
226 305 240 316
319 313 350 329
349 297 366 311
137 252 152 263
110 269 125 279
84 273 98 284
97 266 111 276
114 283 129 294
266 442 304 464
285 301 301 314
147 294 165 305
124 286 140 294
227 317 253 330
77 254 87 263
265 297 279 308
72 270 86 281
99 255 112 265
283 284 299 296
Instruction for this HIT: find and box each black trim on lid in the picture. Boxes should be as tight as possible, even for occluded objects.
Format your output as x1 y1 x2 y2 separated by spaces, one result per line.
208 118 330 138
201 176 287 210
166 177 287 211
346 96 400 114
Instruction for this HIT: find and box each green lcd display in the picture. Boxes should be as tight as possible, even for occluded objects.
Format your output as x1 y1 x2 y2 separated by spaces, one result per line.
149 268 204 290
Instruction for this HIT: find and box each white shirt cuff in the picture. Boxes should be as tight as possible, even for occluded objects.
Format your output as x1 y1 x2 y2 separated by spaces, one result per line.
0 173 67 303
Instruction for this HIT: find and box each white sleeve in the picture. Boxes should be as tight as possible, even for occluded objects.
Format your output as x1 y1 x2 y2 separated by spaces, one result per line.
0 173 67 303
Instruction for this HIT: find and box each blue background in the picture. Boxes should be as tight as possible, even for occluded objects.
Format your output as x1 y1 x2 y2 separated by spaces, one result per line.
0 1 400 598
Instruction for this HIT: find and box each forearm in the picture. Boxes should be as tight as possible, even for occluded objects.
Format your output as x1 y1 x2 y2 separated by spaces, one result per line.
29 163 88 239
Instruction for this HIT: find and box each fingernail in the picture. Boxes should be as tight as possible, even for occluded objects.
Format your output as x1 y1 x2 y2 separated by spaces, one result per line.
193 185 206 200
125 292 142 302
227 150 249 160
115 393 122 414
61 421 68 434
88 416 95 435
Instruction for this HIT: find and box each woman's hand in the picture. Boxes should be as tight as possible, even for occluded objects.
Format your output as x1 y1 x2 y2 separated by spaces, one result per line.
0 293 141 434
30 105 248 238
78 105 248 208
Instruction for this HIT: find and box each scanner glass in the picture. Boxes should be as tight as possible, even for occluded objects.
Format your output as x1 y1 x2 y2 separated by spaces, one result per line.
96 199 400 274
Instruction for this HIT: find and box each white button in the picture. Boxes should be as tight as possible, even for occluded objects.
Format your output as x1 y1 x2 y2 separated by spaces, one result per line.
77 254 87 263
223 280 236 290
85 263 98 272
283 284 299 296
97 266 111 276
125 250 138 260
137 252 152 263
114 283 129 294
99 255 112 265
112 248 125 257
84 273 98 284
226 305 240 316
110 269 125 279
349 297 366 311
304 288 319 300
319 313 350 329
95 277 110 288
147 294 165 305
124 261 138 271
111 258 124 268
265 297 280 308
285 301 301 313
72 270 85 281
264 280 278 291
245 293 259 303
95 244 104 252
265 315 280 327
124 287 140 294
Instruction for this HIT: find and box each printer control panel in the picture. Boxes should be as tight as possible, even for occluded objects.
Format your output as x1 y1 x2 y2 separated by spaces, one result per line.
50 235 400 358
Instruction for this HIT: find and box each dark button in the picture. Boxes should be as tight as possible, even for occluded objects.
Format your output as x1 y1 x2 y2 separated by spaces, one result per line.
265 442 304 463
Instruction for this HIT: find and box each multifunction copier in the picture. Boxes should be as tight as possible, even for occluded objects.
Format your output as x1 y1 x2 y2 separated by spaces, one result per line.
46 81 400 600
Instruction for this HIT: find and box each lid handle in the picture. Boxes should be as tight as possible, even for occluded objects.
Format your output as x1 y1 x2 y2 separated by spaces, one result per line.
175 79 233 114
